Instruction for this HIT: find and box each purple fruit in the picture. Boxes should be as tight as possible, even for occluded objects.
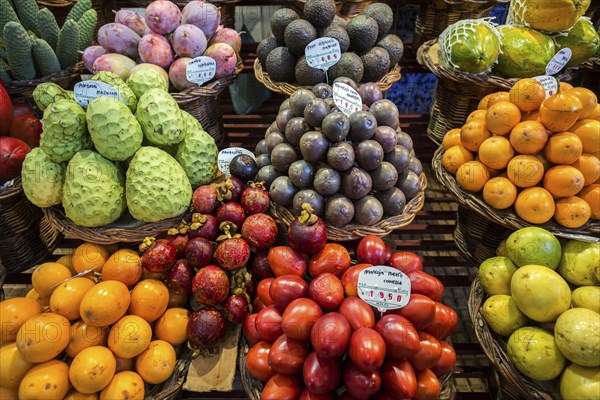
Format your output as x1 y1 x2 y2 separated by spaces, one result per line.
249 250 274 281
189 213 219 242
145 0 182 34
114 9 147 36
139 33 174 69
225 294 249 324
358 82 383 107
209 27 242 53
172 24 207 58
82 46 106 72
204 43 237 79
140 238 177 273
217 202 246 228
166 259 195 295
187 307 227 349
168 57 194 91
192 266 230 306
98 23 141 58
92 53 137 80
185 237 214 269
182 1 221 38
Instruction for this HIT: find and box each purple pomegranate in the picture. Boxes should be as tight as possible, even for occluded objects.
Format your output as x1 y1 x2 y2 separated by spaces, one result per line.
139 33 174 69
145 0 182 34
189 213 219 242
168 57 194 91
192 184 219 213
182 1 221 38
192 265 230 306
98 23 141 58
185 237 214 269
140 237 177 273
82 46 107 72
114 9 147 36
225 294 249 324
209 27 242 53
187 307 227 349
172 24 207 58
166 259 195 295
204 43 237 79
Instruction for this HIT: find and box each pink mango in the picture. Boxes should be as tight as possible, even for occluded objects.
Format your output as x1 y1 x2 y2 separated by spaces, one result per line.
92 53 137 80
138 33 174 69
204 43 237 79
169 57 195 91
182 1 220 38
114 9 148 37
209 26 241 53
98 23 141 58
172 24 207 58
145 0 181 35
82 46 107 72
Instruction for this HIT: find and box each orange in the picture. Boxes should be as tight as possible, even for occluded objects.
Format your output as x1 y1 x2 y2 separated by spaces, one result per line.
478 93 493 110
0 342 35 389
69 346 116 394
539 90 583 132
128 279 169 323
572 153 600 186
107 315 152 359
66 320 109 358
99 371 144 400
25 288 49 307
155 308 190 346
442 128 462 150
167 289 188 308
532 152 553 172
0 297 43 342
461 120 491 151
509 121 549 154
115 357 134 372
522 110 541 122
72 242 110 274
442 145 474 175
478 136 514 169
56 254 76 275
544 131 583 165
588 103 600 121
485 101 522 136
50 277 95 320
514 187 555 224
554 196 591 228
16 312 71 363
486 91 510 108
570 119 600 154
101 249 143 287
559 82 574 91
507 155 545 188
543 165 585 198
466 109 487 123
135 340 176 385
578 184 600 219
509 78 546 112
79 280 130 327
483 177 517 210
64 390 99 400
456 161 490 192
31 262 72 298
565 87 598 119
18 359 70 400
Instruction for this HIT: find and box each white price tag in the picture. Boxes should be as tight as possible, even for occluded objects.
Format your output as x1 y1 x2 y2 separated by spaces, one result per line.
305 37 341 71
73 81 121 108
332 82 362 116
357 266 411 312
533 75 559 98
546 48 571 76
218 147 256 177
186 56 216 85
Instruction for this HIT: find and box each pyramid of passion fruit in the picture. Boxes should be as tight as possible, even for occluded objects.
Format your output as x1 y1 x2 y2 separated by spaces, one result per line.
254 79 423 228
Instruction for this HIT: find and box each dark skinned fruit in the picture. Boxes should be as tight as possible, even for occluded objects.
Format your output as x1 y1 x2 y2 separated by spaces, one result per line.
166 221 189 258
355 140 384 171
214 222 251 271
312 83 332 99
299 131 329 163
384 145 410 175
225 294 249 324
256 154 270 169
327 142 355 172
288 160 316 189
370 99 399 129
293 189 325 217
371 161 398 191
289 89 316 117
285 117 310 146
342 167 372 200
358 83 383 106
376 187 406 215
192 265 230 306
313 167 341 196
257 166 283 190
304 99 329 127
271 143 298 173
241 182 270 214
288 203 327 254
348 111 377 141
192 184 219 213
325 195 355 227
397 170 421 200
229 154 258 183
185 237 214 269
217 202 246 227
166 259 194 295
140 238 177 273
374 126 397 153
322 112 350 142
187 307 227 349
249 250 274 280
354 196 384 226
241 213 278 249
270 176 298 206
276 109 295 132
188 213 219 241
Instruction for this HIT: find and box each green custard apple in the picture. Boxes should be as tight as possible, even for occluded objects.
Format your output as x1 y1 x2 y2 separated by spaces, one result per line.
21 148 65 208
555 308 600 367
136 88 186 146
32 82 73 112
181 109 203 133
507 326 566 381
91 71 138 112
176 129 218 188
557 240 600 286
126 67 169 99
40 99 91 163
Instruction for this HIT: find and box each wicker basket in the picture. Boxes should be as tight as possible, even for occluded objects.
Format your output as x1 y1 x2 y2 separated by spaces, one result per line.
0 179 63 275
125 0 238 28
171 57 244 146
254 58 402 97
0 260 6 301
270 172 427 242
432 145 600 242
145 346 193 400
5 62 84 98
468 277 560 400
36 0 114 28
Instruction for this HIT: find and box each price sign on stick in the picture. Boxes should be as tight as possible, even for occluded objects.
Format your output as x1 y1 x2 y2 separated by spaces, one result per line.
74 81 121 108
186 56 217 85
546 48 571 76
333 82 363 116
305 37 341 71
357 266 411 312
533 75 558 98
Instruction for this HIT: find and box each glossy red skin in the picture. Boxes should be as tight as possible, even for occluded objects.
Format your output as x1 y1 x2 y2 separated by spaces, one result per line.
338 297 375 331
356 235 387 265
9 115 42 148
414 369 441 400
374 314 421 359
423 303 458 340
11 102 34 116
349 328 386 372
166 259 194 294
253 297 266 313
373 390 408 400
342 362 381 400
246 341 275 382
187 307 226 349
214 237 250 271
217 202 246 228
243 314 261 345
257 278 275 306
381 359 417 398
396 294 437 331
261 374 303 400
241 186 270 214
249 250 274 280
268 334 310 375
225 294 248 323
166 233 188 259
192 185 218 214
0 83 13 135
270 275 309 310
341 264 372 297
188 214 219 241
311 312 351 360
431 341 456 377
185 237 214 269
303 352 342 395
389 252 423 274
309 244 352 277
256 305 283 343
268 246 307 277
0 136 30 183
142 239 177 272
228 176 244 203
408 332 442 371
241 213 278 249
282 298 323 341
383 245 392 265
408 270 444 301
309 272 344 311
288 217 327 255
192 265 229 306
299 389 337 400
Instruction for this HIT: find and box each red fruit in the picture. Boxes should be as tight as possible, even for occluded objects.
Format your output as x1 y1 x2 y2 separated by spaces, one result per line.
338 297 375 331
241 182 270 214
192 265 229 306
383 244 392 265
431 341 456 377
185 237 213 269
299 389 337 400
224 294 249 324
254 297 266 313
268 246 307 277
309 272 344 311
390 252 423 274
257 278 274 307
408 332 442 371
309 243 352 277
356 235 387 265
9 115 42 148
217 202 246 227
187 307 227 349
381 359 417 398
408 270 444 301
227 176 244 203
375 314 421 360
268 334 310 375
349 328 386 372
423 303 458 340
269 275 309 310
288 204 327 255
166 259 194 295
341 264 372 297
243 313 260 345
11 102 34 116
188 213 219 241
246 341 275 382
249 250 273 280
396 294 437 331
343 362 381 400
241 213 277 249
281 298 323 341
303 352 342 395
261 374 303 400
311 312 351 360
0 84 13 135
192 184 219 213
214 237 250 271
414 369 441 400
166 222 189 259
255 305 283 343
140 237 177 273
0 136 30 183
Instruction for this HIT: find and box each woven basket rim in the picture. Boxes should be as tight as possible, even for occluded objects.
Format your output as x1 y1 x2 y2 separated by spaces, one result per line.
254 58 402 97
432 145 600 241
0 177 23 202
582 57 600 71
5 62 84 96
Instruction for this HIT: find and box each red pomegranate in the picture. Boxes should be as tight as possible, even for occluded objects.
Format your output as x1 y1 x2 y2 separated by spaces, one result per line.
241 182 270 214
192 265 230 306
241 213 278 250
140 237 177 272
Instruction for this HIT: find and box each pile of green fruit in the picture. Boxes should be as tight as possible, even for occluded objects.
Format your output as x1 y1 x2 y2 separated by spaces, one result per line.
0 0 96 81
478 227 599 399
257 0 404 85
20 67 218 227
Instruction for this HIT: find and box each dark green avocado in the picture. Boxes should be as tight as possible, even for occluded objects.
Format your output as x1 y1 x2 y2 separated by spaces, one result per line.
284 19 318 56
266 47 297 83
361 47 390 82
270 8 300 43
304 0 336 29
346 15 379 52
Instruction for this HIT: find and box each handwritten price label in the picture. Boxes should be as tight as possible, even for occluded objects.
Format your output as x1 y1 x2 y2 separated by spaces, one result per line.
333 82 362 116
186 56 216 85
533 75 558 98
305 37 341 71
357 266 411 311
74 81 121 108
546 48 571 76
217 147 255 177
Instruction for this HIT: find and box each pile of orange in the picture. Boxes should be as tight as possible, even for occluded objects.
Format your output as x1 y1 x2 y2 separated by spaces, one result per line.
0 242 190 400
442 79 599 228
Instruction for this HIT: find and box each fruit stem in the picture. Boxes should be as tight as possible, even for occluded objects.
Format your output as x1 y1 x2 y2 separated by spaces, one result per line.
189 213 207 231
298 203 318 225
217 222 239 241
168 220 190 236
139 236 156 252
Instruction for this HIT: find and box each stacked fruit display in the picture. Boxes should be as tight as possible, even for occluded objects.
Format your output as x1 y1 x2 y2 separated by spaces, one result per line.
257 0 403 85
478 227 600 399
255 79 423 227
441 79 599 229
0 0 95 81
20 69 219 227
83 0 241 91
243 232 458 399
